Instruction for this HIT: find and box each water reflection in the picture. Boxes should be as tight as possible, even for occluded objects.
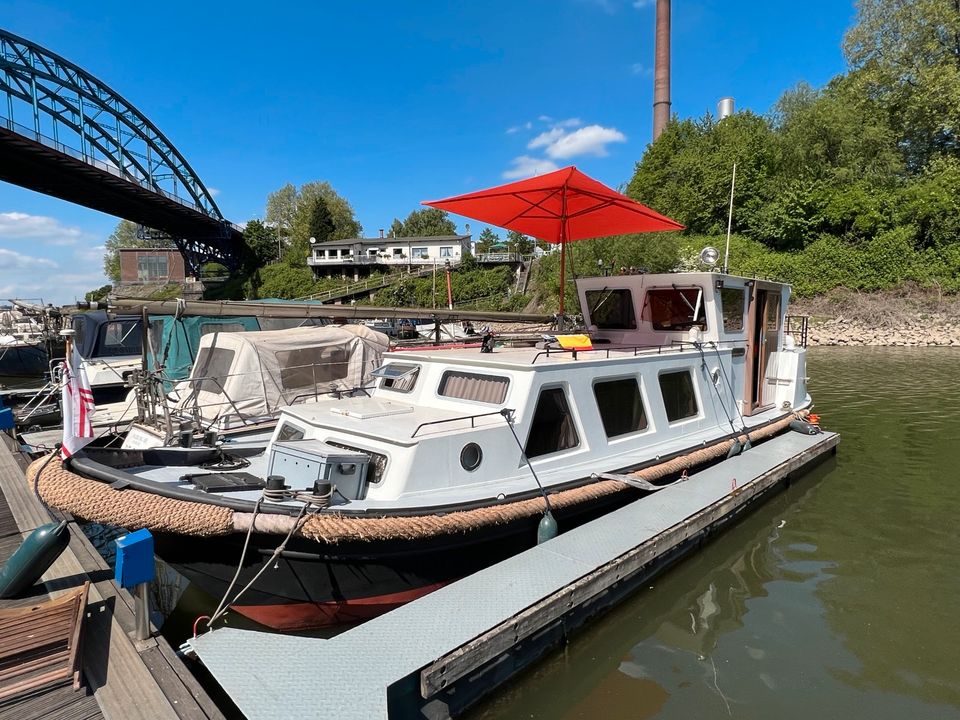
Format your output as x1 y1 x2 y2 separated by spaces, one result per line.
470 348 960 719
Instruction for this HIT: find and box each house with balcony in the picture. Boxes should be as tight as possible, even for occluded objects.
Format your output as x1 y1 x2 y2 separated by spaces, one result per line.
307 234 472 280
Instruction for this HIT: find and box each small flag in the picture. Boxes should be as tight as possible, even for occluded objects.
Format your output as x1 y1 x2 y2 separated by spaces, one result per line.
61 346 95 459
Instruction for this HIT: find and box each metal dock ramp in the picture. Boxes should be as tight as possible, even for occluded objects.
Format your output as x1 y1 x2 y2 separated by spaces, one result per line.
189 430 838 719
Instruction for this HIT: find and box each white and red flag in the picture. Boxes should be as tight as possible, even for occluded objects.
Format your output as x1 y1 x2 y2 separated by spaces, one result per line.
61 345 95 459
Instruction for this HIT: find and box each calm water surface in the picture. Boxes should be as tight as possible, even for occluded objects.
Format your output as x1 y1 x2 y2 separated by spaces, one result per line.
469 347 960 720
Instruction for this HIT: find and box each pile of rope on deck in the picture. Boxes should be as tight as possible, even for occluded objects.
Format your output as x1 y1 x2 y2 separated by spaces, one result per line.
26 410 807 544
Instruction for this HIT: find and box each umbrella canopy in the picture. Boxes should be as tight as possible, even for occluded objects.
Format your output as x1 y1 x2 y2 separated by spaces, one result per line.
423 166 684 314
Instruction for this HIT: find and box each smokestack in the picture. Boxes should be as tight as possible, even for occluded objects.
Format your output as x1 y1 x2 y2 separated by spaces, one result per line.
379 228 384 238
652 0 671 141
717 97 735 120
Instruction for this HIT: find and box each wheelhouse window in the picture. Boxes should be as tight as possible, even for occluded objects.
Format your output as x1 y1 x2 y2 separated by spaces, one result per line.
438 371 509 404
525 386 580 458
96 319 142 357
719 288 746 333
594 378 648 438
373 363 420 393
275 347 350 390
644 288 707 331
585 289 637 329
193 347 235 394
659 370 699 422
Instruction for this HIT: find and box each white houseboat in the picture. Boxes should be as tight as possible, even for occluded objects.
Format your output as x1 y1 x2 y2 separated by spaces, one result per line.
33 270 814 630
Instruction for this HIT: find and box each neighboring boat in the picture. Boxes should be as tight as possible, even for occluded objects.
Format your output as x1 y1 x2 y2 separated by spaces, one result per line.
0 304 62 377
31 270 815 630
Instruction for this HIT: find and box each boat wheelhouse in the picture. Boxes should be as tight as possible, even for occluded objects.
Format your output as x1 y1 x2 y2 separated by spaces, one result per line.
34 271 814 630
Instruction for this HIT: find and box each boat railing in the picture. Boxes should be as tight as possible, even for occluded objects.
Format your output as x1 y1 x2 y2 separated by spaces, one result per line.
411 409 509 438
529 339 751 363
785 315 809 348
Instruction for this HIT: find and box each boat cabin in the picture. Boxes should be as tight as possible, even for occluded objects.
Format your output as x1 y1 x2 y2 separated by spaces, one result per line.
264 272 808 511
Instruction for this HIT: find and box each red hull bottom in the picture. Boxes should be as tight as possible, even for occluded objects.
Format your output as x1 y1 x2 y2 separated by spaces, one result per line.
231 581 449 631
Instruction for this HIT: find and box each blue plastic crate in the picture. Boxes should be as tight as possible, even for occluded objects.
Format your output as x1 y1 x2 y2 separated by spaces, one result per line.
115 528 155 588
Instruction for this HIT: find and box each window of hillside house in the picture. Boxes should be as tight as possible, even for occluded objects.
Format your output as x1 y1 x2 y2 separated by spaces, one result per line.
720 287 746 333
594 378 648 437
525 387 580 458
193 347 235 394
137 255 168 281
412 247 429 259
275 346 350 390
438 371 509 404
393 248 403 256
585 289 637 330
440 246 452 257
368 249 378 256
659 370 699 422
645 288 707 331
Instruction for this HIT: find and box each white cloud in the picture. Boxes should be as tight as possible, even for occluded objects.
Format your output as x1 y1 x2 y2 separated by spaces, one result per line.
528 127 567 150
207 187 221 197
556 117 582 128
0 211 91 246
631 62 652 76
633 0 654 8
0 248 58 271
502 156 560 179
506 121 533 134
577 0 616 14
542 124 627 159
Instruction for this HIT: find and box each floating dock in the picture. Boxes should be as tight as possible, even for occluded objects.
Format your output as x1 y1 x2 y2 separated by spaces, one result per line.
0 435 224 720
189 428 838 720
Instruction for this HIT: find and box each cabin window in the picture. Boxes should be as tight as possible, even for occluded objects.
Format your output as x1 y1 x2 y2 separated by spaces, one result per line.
373 363 420 393
200 322 248 336
96 320 142 357
327 440 387 484
438 371 509 404
719 288 746 333
659 370 699 422
644 288 707 331
594 378 648 438
585 289 637 329
525 386 580 458
276 422 305 442
193 347 235 394
275 346 350 390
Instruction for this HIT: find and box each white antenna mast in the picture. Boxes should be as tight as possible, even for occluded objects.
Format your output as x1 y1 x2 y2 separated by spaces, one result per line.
723 163 737 273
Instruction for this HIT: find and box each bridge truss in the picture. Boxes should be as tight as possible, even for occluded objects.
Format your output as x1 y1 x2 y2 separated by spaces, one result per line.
0 28 243 273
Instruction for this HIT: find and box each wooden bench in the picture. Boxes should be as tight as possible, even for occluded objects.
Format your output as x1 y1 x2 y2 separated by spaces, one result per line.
0 580 90 702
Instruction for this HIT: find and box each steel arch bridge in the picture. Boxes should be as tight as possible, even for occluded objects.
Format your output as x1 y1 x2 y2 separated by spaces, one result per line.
0 28 243 273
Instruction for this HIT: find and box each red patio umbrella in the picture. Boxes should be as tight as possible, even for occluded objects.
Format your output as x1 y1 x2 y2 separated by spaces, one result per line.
423 166 684 315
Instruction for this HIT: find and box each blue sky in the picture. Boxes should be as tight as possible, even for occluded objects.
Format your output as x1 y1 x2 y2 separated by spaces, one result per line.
0 0 857 303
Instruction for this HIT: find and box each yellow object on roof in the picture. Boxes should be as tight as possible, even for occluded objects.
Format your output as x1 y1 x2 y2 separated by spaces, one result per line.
555 334 593 351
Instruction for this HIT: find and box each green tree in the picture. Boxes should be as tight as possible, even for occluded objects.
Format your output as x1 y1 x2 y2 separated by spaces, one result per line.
84 284 112 302
242 219 279 268
265 183 298 258
102 220 174 281
506 230 534 255
267 181 362 264
306 197 335 245
256 263 318 299
844 0 960 168
390 208 457 237
475 228 500 254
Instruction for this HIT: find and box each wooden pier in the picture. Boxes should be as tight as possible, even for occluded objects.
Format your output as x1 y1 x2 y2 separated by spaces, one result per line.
189 429 839 720
0 434 224 720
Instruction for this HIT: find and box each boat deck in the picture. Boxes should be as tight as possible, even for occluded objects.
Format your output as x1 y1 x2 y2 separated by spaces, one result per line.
189 428 839 719
0 435 224 720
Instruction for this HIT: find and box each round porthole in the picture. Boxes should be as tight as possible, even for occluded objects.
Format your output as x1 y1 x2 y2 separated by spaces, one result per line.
460 443 483 471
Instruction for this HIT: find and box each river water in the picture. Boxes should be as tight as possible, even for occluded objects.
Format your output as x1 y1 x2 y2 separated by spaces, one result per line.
468 347 960 720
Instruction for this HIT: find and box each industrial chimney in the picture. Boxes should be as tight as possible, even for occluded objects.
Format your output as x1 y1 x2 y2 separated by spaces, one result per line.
652 0 671 141
717 97 735 120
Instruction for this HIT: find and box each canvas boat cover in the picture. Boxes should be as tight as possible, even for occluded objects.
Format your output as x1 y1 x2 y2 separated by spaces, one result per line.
146 314 332 387
175 324 389 428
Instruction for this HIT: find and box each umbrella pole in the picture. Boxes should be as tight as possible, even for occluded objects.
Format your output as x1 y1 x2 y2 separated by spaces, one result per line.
558 242 566 319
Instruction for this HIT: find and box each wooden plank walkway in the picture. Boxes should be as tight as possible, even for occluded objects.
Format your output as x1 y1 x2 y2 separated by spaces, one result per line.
0 434 225 720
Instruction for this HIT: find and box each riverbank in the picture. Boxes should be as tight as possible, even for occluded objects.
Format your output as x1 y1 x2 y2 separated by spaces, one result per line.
792 286 960 347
